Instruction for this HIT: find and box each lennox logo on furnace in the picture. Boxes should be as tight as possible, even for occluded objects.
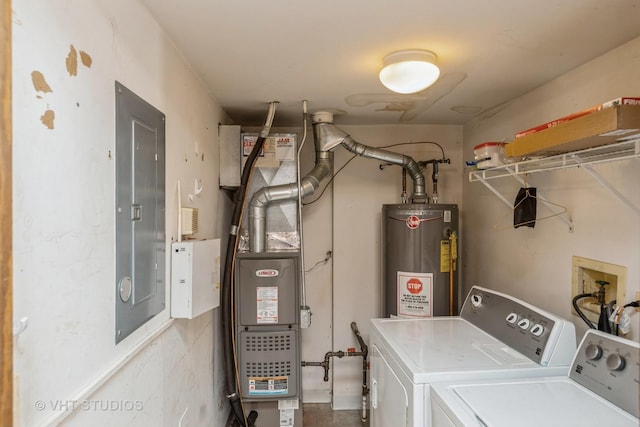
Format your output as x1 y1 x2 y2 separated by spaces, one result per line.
255 269 279 277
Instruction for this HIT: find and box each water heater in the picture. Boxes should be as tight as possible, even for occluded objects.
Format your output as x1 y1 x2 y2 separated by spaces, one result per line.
382 203 459 317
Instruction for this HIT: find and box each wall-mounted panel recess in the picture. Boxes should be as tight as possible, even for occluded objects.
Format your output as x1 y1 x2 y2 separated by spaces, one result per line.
115 82 166 343
571 256 627 326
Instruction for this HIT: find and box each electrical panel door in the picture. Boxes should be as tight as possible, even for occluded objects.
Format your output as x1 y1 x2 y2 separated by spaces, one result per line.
115 82 166 343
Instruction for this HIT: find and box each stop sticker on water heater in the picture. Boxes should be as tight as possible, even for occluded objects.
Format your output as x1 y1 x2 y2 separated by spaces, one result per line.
397 271 433 318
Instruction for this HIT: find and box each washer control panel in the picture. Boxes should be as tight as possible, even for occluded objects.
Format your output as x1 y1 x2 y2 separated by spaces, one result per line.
461 286 575 366
570 330 640 418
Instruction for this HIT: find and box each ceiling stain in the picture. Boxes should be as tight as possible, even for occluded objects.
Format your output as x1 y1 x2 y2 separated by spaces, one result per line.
451 105 483 115
80 50 92 68
40 110 55 129
345 72 467 123
31 71 52 93
376 102 416 112
66 44 78 76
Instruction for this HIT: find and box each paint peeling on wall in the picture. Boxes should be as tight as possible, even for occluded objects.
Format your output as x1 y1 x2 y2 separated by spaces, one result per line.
80 51 92 68
40 110 55 129
31 71 53 93
66 44 78 76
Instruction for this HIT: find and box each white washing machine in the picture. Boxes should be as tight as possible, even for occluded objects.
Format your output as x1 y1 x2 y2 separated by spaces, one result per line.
430 329 639 426
369 286 577 427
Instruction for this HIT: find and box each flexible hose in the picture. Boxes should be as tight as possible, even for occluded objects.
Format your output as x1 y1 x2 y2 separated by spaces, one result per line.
221 102 277 427
572 293 596 329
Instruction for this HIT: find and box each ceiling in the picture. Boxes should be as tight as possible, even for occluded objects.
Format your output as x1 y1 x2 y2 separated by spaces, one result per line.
141 0 640 127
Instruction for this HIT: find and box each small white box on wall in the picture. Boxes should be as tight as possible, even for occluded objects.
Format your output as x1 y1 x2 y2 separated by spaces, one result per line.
171 239 221 319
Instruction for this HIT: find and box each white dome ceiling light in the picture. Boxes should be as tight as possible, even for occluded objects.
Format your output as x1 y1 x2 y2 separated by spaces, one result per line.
379 49 441 94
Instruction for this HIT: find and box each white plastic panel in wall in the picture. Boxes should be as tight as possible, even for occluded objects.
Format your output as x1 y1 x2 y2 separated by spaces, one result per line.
171 239 221 319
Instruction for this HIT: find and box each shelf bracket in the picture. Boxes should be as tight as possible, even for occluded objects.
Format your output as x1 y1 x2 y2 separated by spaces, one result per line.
475 176 513 208
472 168 574 232
570 154 640 217
469 137 639 230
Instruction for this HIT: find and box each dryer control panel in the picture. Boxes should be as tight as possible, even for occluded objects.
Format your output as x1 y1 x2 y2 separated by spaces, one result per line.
461 286 576 367
570 330 640 418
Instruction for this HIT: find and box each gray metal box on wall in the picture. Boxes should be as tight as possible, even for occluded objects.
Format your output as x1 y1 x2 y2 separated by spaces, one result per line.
115 82 166 343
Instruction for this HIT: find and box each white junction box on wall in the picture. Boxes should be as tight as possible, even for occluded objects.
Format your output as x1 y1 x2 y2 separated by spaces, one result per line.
171 239 221 319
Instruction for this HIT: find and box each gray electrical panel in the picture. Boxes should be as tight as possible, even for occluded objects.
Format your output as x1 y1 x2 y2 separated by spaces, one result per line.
235 251 301 402
115 82 166 343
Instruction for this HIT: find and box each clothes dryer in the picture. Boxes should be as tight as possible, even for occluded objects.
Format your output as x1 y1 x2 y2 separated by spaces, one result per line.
430 329 639 426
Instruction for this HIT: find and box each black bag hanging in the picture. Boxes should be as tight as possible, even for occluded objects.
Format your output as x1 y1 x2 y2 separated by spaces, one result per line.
513 187 537 228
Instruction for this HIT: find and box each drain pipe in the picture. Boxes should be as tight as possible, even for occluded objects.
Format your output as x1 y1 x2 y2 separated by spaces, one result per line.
301 321 369 422
297 101 312 328
350 322 369 423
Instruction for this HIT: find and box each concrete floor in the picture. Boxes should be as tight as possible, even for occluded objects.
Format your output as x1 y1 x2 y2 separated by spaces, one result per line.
302 403 369 427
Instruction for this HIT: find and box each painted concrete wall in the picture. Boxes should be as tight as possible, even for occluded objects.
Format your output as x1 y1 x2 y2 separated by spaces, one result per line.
462 36 640 344
12 0 640 424
12 1 232 426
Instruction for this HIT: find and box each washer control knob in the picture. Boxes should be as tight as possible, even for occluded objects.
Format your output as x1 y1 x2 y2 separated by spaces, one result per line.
606 353 626 371
471 294 482 307
530 324 544 337
517 319 530 330
506 313 518 324
584 343 603 361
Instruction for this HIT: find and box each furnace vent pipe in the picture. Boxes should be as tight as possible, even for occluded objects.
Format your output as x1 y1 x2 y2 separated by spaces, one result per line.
340 134 427 202
312 120 427 202
249 151 333 253
248 112 428 253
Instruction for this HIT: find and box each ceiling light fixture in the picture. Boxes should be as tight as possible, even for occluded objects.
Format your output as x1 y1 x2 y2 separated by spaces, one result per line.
379 49 440 94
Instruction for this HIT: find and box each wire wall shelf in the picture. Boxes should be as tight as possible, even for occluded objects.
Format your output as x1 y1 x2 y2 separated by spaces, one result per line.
468 137 640 227
469 137 640 182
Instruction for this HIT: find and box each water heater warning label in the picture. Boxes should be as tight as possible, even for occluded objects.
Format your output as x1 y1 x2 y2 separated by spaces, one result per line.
248 376 289 396
397 271 433 317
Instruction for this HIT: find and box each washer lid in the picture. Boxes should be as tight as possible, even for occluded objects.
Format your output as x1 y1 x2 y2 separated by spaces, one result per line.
371 317 549 384
447 379 638 427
